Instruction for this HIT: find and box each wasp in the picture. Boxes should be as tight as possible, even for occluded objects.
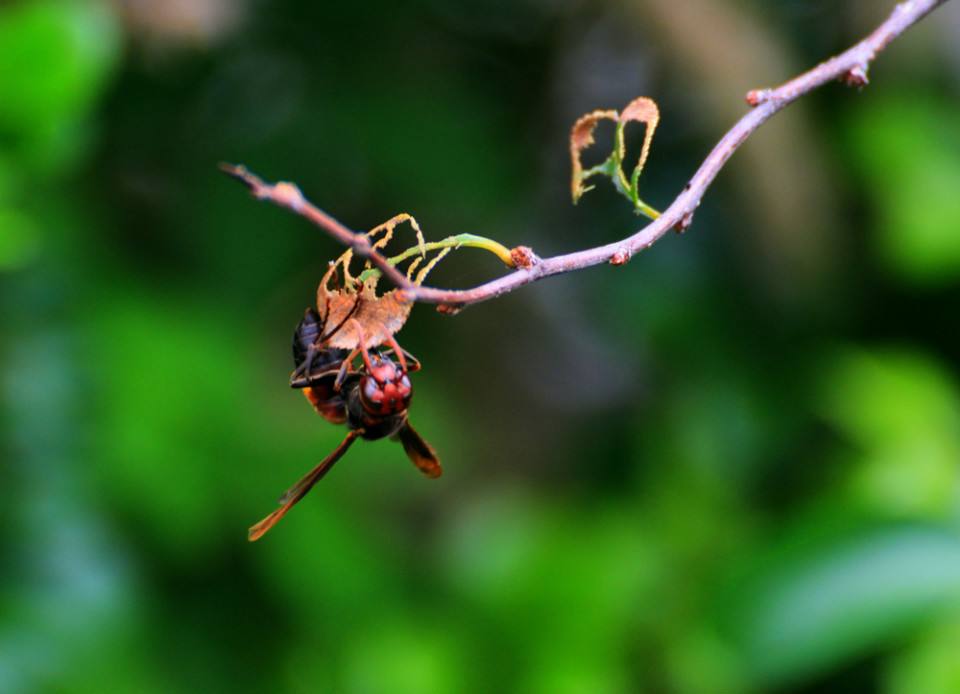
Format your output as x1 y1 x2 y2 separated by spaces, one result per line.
248 300 441 542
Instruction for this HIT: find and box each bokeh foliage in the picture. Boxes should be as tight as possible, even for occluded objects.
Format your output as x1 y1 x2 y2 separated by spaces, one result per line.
2 1 960 693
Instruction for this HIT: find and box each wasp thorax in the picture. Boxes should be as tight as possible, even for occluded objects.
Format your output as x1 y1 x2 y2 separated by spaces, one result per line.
360 355 412 415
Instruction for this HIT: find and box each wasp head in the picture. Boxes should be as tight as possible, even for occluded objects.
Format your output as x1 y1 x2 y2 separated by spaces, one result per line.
359 354 412 416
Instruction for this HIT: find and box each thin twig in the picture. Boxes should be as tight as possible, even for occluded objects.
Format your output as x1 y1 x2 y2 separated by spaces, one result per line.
223 0 949 312
219 163 417 293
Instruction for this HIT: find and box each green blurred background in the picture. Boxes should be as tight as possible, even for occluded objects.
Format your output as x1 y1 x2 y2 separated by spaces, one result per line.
2 1 960 692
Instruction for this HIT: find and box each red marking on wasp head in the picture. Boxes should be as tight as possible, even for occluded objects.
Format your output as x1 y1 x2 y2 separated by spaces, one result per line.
360 355 412 415
370 360 399 386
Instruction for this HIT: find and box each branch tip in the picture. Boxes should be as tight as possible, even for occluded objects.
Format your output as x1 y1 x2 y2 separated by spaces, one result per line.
219 162 258 188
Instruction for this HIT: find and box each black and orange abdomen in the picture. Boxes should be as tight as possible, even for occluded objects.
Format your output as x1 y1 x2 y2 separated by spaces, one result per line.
302 382 348 424
290 308 353 423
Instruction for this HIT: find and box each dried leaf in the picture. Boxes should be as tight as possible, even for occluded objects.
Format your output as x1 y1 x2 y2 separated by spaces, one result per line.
317 270 413 349
568 97 661 219
315 214 435 349
617 96 659 191
570 109 618 203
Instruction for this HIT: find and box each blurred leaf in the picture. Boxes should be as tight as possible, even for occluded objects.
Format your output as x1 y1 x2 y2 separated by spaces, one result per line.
848 442 960 520
721 524 960 687
0 207 41 270
0 1 119 174
847 96 960 284
518 653 628 694
819 347 960 517
820 347 960 446
341 617 466 694
885 617 960 694
650 372 779 491
665 628 746 694
0 1 120 134
0 152 15 199
442 493 662 686
86 293 261 558
252 499 404 628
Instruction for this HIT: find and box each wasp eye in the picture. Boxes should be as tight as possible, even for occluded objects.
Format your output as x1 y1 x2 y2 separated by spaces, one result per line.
396 375 412 403
359 363 412 415
361 376 383 405
369 357 398 386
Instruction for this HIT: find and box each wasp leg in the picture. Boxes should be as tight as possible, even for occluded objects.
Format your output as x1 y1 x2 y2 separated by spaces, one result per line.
333 346 362 392
382 345 421 373
384 334 410 374
290 343 319 386
248 429 362 542
348 318 375 374
402 348 421 373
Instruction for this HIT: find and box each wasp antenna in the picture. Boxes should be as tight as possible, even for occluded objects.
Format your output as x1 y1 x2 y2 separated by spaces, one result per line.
385 334 409 373
348 318 374 373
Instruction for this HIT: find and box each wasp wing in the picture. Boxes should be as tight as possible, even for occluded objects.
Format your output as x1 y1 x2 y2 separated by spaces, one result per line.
248 429 360 542
396 421 442 478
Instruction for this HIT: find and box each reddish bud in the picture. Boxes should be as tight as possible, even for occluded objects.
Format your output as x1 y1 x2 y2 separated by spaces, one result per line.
674 213 693 234
745 89 770 107
842 64 869 87
272 182 304 210
510 246 539 269
610 249 631 266
436 303 463 316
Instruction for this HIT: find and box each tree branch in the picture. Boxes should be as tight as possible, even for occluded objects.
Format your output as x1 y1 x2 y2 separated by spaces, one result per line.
219 163 419 293
223 0 949 312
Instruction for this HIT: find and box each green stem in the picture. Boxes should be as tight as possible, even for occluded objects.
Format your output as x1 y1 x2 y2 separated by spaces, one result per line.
358 233 515 282
635 200 661 221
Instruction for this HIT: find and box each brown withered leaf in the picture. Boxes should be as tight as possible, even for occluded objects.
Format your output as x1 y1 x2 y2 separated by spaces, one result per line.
569 97 660 207
616 96 659 186
313 214 428 350
317 266 413 350
570 109 618 203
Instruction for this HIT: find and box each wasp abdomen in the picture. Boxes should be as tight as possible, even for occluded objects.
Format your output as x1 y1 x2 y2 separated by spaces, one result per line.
292 308 323 364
